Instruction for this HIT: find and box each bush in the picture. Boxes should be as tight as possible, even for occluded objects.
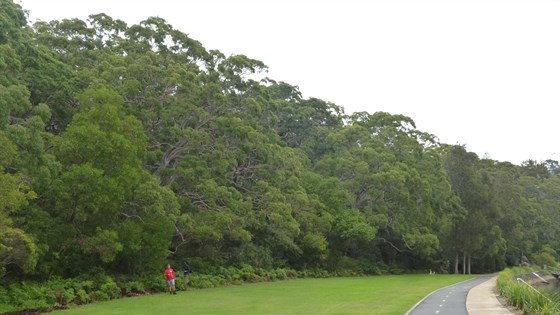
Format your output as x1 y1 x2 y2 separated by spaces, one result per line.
0 303 18 313
271 268 287 280
188 274 214 289
531 245 559 269
48 278 71 305
18 299 51 312
186 274 227 289
389 267 408 275
100 279 120 299
335 269 360 277
60 288 76 305
76 268 121 300
89 290 109 302
239 263 263 282
73 280 94 295
3 282 56 311
73 288 89 305
140 274 167 292
285 268 298 278
219 266 243 284
123 280 145 294
0 287 9 304
366 265 386 275
298 268 330 278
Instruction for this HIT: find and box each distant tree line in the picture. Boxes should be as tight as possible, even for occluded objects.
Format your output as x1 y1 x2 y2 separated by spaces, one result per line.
1 0 559 287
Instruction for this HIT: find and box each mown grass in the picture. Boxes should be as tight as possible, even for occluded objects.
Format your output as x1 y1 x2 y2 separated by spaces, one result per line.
48 274 473 315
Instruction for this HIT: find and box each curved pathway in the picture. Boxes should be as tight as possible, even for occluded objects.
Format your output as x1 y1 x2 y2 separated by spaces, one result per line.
406 275 494 315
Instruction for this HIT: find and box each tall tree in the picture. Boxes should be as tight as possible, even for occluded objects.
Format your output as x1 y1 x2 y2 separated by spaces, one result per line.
24 88 179 276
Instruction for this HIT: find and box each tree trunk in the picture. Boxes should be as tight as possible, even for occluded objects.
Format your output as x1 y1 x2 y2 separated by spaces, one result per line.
462 252 466 274
454 253 459 274
467 254 471 274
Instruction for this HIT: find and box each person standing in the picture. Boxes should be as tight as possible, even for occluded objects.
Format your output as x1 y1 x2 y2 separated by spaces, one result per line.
164 264 177 295
183 261 192 278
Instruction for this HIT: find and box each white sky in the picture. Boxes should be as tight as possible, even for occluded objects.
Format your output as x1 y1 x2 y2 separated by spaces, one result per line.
18 0 560 165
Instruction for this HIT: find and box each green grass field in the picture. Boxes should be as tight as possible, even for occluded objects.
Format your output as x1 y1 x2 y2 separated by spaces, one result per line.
49 274 474 315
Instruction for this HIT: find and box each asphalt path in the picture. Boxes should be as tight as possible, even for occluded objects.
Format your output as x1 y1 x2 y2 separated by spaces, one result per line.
406 275 494 315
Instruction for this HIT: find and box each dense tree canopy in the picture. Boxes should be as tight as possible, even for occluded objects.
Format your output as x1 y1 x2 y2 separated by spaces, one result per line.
1 0 559 285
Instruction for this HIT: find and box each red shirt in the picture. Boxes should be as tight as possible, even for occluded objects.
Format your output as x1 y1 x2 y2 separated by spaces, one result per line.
164 267 175 281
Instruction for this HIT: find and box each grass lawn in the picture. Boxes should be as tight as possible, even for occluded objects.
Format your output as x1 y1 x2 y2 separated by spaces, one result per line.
49 274 474 315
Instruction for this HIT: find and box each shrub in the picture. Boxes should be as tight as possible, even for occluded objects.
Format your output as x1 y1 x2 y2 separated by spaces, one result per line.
285 268 298 278
239 263 263 282
189 274 214 289
0 287 9 304
0 282 56 311
271 268 287 280
175 278 188 291
48 278 72 305
60 288 76 305
300 268 329 278
89 290 109 302
75 289 90 305
389 267 408 275
335 269 360 277
123 280 145 294
366 265 386 275
220 266 243 284
100 279 120 299
0 303 18 313
19 299 51 312
531 245 559 269
73 280 94 294
141 274 167 292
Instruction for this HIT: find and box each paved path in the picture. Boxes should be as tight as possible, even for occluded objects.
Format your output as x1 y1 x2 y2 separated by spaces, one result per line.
406 275 498 315
466 276 515 315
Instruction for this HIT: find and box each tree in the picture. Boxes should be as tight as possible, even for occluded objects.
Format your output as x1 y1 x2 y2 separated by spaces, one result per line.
30 88 179 276
0 132 37 278
441 145 488 273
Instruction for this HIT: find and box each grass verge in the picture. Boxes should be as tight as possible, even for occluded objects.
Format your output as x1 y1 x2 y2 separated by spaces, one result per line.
497 267 560 315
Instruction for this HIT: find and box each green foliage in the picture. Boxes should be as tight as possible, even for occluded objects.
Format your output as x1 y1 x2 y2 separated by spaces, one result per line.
89 290 109 302
180 266 299 289
0 272 140 312
1 2 560 313
187 274 225 289
100 279 120 300
531 245 558 269
0 131 38 275
123 281 145 294
498 268 560 315
138 274 167 292
74 289 90 305
3 281 56 311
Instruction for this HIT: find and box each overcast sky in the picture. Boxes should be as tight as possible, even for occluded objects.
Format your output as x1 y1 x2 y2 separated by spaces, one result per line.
18 0 560 165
